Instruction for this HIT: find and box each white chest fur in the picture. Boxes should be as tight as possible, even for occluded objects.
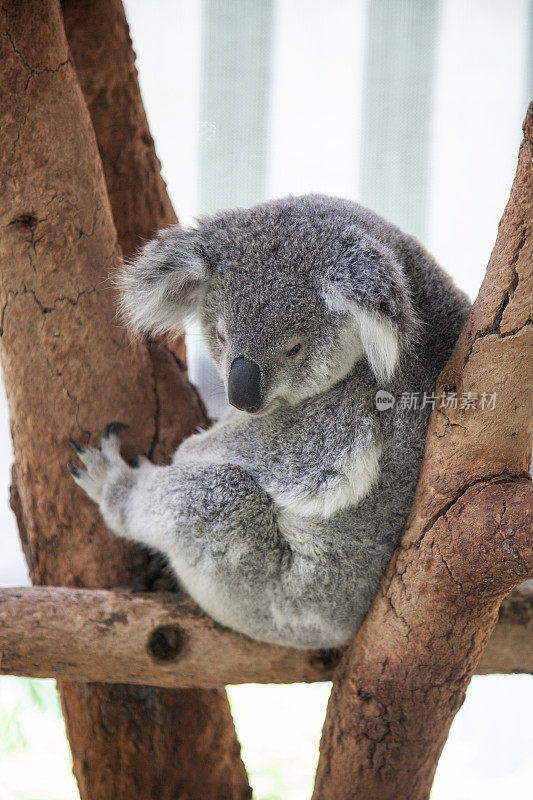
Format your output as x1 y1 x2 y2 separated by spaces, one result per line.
270 440 382 520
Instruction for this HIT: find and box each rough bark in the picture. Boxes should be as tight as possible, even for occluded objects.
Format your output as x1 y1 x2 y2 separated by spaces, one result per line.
0 2 249 798
312 107 533 800
0 585 531 687
61 0 177 258
61 0 185 365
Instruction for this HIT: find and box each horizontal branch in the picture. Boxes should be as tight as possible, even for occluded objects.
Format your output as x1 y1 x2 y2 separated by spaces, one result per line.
0 583 531 688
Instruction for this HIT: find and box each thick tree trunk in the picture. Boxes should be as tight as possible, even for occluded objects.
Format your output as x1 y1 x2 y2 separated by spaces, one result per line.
0 2 249 798
312 106 533 800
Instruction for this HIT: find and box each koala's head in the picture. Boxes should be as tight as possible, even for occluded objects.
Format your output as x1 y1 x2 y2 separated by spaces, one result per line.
120 195 417 415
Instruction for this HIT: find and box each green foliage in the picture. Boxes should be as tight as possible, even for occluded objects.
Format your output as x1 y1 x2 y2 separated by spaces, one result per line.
0 706 27 754
21 678 62 715
0 677 62 755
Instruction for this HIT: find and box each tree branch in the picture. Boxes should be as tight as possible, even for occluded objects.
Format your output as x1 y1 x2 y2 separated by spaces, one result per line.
61 0 178 259
61 0 187 370
0 582 531 687
312 105 533 800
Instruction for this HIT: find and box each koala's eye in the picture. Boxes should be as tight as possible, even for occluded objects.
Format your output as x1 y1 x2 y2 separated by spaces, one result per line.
283 342 302 361
216 326 226 346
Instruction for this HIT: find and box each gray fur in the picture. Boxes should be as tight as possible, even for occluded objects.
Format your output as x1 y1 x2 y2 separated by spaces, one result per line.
72 195 470 649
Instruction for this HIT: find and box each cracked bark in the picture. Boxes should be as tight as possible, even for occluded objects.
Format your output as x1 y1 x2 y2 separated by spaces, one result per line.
0 2 249 798
61 0 186 365
312 106 533 800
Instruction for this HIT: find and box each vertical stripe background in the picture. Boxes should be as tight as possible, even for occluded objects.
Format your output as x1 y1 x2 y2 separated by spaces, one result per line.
427 0 529 299
267 0 366 200
199 0 274 213
123 0 203 228
126 0 532 299
358 0 439 241
528 0 533 105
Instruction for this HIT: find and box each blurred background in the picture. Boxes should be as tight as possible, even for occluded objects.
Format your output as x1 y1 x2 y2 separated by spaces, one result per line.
1 0 532 798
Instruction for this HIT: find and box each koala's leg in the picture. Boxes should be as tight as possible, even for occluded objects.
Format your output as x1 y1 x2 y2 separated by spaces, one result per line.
69 426 295 643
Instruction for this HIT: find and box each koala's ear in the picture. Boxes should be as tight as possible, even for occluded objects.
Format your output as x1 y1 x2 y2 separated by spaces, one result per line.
119 226 207 336
322 229 417 382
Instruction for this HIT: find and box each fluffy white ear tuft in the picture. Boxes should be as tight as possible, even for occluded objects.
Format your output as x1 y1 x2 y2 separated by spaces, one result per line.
118 226 206 337
353 305 400 382
323 288 400 382
321 229 418 382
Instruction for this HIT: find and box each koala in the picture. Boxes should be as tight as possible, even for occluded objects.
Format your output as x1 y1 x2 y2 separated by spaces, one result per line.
68 194 470 649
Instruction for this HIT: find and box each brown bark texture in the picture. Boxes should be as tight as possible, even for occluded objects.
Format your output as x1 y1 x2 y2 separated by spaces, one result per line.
60 0 186 362
312 107 533 800
0 585 531 687
61 0 178 258
0 2 250 799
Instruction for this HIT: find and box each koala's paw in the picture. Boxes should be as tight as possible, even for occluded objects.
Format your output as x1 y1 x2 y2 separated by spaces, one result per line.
68 422 134 506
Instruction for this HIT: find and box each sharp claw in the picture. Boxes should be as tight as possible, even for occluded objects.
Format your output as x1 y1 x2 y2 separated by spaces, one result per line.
104 421 129 438
69 439 85 453
67 461 81 478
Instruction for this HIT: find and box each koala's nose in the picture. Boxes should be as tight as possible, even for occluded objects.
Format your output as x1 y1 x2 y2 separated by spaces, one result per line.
227 357 263 413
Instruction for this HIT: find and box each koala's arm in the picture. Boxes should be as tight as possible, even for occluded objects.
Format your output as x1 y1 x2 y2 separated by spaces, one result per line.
68 426 302 646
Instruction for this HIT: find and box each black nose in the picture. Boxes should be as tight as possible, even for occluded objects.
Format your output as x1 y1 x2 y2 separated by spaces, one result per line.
227 357 263 412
